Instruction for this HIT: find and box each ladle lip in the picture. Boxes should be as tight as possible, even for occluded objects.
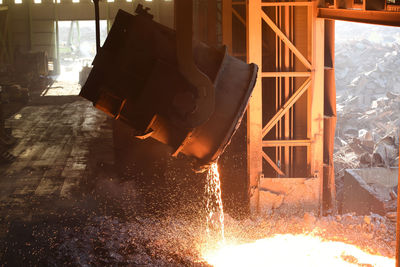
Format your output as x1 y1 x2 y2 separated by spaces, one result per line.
189 62 259 173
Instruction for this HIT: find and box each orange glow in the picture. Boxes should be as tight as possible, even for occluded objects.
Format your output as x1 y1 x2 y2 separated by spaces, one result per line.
205 162 225 242
203 234 395 267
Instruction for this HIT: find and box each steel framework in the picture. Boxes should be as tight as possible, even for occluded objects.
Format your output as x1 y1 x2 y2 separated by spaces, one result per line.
223 0 327 215
222 0 399 216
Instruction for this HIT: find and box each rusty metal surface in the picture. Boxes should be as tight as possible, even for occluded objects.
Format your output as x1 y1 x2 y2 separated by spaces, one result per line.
80 7 258 169
246 0 263 215
242 1 324 215
318 8 400 26
180 51 258 169
175 0 215 128
323 19 337 214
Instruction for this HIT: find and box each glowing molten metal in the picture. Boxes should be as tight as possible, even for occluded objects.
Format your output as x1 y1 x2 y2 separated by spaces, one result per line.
206 163 225 242
202 163 394 267
203 233 395 267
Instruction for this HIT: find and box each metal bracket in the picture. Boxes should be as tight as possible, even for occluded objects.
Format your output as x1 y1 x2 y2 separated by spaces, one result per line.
175 0 215 128
135 4 154 20
250 173 263 198
259 173 264 182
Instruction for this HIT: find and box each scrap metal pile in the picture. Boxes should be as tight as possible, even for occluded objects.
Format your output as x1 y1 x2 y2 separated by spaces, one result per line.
334 23 400 172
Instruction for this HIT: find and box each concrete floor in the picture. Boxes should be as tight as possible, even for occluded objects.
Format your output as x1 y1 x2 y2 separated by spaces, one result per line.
0 83 122 264
0 82 396 266
0 81 208 265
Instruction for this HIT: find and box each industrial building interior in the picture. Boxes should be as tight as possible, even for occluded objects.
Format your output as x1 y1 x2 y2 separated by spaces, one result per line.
0 0 399 265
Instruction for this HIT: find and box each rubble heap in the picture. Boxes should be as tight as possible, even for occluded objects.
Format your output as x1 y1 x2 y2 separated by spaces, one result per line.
334 24 400 172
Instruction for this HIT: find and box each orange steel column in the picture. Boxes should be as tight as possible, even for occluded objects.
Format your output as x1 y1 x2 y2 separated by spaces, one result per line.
283 6 291 176
239 1 326 215
311 4 325 215
246 0 263 215
323 19 337 213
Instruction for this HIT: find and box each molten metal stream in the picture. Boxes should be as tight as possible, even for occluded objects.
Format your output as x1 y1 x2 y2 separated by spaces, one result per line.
205 162 225 243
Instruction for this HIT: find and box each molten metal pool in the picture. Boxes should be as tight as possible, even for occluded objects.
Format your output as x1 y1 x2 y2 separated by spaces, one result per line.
202 233 395 267
202 163 395 267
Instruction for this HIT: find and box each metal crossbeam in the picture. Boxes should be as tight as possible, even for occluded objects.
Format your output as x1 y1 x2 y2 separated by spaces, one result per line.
318 8 400 27
262 2 313 6
262 151 285 176
262 77 311 137
261 11 312 70
232 8 246 25
261 72 311 77
262 139 311 147
232 1 245 5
